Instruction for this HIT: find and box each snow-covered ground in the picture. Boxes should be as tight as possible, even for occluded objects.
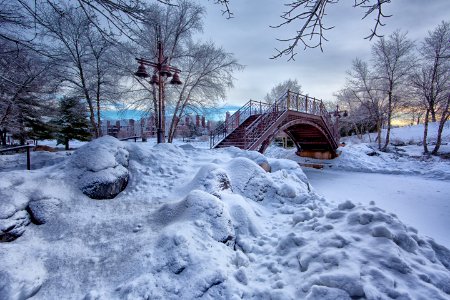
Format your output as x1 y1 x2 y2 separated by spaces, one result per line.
1 124 450 299
304 169 450 248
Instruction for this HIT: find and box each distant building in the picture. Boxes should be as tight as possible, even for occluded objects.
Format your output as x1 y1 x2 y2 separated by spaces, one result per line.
101 114 214 139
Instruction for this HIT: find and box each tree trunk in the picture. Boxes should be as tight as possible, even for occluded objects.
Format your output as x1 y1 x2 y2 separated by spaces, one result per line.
168 117 180 143
423 109 430 154
167 95 182 143
0 129 6 146
86 99 98 138
96 59 102 137
431 96 450 155
76 47 99 138
430 108 436 123
382 91 393 151
96 99 102 137
431 117 447 155
353 123 361 139
168 95 191 143
65 139 70 151
376 119 382 150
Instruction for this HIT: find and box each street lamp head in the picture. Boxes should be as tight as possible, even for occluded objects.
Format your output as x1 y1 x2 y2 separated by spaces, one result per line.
134 63 149 78
149 74 159 85
159 65 172 78
170 72 182 85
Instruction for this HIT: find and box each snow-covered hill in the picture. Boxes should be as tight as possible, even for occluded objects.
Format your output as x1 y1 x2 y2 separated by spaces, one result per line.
1 136 450 299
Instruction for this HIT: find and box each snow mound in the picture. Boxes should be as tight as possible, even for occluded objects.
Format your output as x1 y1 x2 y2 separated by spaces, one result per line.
115 190 236 299
224 157 310 204
183 163 232 197
225 146 269 166
284 202 450 299
155 190 234 245
71 136 129 199
0 246 47 300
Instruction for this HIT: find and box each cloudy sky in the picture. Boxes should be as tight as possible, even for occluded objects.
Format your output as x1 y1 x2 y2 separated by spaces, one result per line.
194 0 450 107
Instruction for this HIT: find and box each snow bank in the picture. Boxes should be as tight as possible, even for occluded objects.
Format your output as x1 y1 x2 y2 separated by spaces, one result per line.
287 201 450 299
1 137 449 299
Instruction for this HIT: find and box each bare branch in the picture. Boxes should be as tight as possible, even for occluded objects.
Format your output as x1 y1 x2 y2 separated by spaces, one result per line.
271 0 392 60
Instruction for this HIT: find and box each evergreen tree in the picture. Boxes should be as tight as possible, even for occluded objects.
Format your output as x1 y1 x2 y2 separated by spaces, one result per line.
53 97 91 150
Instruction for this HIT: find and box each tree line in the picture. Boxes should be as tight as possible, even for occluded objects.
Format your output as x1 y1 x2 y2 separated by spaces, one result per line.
336 21 450 155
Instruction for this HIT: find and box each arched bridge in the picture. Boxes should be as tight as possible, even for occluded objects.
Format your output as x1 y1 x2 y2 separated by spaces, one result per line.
210 91 340 158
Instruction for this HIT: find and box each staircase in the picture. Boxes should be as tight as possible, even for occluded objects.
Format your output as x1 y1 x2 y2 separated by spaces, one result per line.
210 91 339 153
215 115 260 149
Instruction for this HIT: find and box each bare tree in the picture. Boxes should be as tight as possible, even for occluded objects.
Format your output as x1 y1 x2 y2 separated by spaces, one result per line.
264 79 302 104
410 21 450 154
372 30 415 151
342 58 387 148
335 88 375 140
37 5 123 138
0 42 55 145
166 41 242 142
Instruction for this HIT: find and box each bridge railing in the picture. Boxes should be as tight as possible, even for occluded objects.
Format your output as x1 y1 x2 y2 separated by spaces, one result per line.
244 90 339 150
209 100 270 148
244 91 290 149
210 90 339 150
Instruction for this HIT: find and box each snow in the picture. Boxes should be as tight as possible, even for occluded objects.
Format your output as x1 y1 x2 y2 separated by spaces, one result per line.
304 169 450 248
1 123 450 299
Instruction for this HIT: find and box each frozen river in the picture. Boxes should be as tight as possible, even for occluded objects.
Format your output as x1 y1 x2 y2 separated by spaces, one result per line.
304 168 450 248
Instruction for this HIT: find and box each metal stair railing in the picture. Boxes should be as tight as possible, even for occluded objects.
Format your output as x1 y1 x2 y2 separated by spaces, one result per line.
209 100 270 148
244 91 290 150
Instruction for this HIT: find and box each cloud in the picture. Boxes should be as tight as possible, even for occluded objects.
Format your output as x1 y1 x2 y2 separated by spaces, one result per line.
198 0 450 106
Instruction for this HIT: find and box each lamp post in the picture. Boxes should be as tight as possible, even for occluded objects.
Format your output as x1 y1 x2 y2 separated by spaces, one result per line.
134 40 182 143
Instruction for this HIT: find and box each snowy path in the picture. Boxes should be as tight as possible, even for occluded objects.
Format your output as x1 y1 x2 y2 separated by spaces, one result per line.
304 168 450 248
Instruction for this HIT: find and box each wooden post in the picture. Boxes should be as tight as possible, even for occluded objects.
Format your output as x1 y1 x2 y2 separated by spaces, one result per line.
26 145 31 170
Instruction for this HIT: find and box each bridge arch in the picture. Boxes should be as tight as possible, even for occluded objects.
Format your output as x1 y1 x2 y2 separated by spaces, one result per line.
258 118 337 154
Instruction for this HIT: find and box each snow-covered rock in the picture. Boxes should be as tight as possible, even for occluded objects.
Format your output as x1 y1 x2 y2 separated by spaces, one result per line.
72 136 129 199
0 210 30 242
27 197 61 225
